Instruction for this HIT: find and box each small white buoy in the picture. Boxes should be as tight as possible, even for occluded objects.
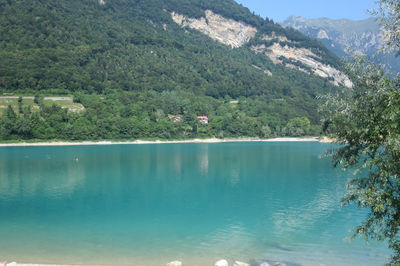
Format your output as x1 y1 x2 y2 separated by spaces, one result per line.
215 259 229 266
259 263 271 266
166 261 182 266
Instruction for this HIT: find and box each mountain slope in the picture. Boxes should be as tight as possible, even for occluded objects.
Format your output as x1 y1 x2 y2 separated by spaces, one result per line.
0 0 348 140
0 0 349 95
280 16 400 73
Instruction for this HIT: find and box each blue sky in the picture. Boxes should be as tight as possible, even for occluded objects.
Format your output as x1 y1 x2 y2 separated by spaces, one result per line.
235 0 378 22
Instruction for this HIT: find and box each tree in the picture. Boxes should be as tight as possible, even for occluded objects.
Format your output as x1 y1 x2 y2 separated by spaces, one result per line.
282 117 311 137
372 0 400 51
0 105 17 139
321 1 400 263
18 96 23 114
261 124 272 138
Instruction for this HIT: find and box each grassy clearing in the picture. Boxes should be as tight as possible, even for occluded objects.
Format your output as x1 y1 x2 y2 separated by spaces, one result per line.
0 97 84 117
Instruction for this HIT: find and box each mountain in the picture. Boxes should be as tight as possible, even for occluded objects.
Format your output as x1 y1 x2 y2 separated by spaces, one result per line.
280 16 400 73
0 0 348 140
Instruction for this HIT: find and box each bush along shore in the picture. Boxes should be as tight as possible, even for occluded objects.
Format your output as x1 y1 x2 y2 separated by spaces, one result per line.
0 91 326 142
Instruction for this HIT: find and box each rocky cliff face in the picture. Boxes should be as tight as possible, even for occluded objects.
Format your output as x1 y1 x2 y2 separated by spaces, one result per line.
171 10 257 48
251 36 352 87
171 11 351 87
280 16 400 73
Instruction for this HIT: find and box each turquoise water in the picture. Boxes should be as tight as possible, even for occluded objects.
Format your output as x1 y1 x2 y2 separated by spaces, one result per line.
0 142 390 265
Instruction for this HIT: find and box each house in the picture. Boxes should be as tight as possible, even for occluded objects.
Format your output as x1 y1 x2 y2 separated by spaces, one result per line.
168 115 182 123
197 116 208 124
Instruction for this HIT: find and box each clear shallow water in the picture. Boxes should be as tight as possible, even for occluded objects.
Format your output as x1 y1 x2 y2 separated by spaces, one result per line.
0 142 390 265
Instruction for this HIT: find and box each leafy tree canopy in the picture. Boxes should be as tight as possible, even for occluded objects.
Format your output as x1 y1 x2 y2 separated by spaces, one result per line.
321 0 400 263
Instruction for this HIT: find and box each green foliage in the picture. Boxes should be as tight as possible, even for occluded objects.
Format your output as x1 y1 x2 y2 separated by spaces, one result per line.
320 3 400 262
372 0 400 51
0 0 344 140
320 4 400 262
0 0 338 96
0 90 319 140
321 57 400 264
323 3 400 265
282 117 311 137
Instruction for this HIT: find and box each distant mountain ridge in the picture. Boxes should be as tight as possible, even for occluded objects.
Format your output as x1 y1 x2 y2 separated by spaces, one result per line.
280 16 400 73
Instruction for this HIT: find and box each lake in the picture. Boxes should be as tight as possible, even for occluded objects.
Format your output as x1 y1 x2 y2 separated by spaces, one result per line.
0 142 390 265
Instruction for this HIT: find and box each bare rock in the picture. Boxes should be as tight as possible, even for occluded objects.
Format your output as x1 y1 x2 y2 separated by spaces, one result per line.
215 259 229 266
171 10 257 48
251 42 352 88
170 10 351 87
167 261 182 266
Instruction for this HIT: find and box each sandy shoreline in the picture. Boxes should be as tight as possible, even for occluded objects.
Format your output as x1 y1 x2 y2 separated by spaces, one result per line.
1 264 69 266
0 137 329 147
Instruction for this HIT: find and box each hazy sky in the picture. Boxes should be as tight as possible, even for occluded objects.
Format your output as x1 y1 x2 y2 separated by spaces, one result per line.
235 0 378 22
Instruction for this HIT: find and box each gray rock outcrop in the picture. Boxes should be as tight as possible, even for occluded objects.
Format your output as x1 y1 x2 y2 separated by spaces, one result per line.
171 11 351 87
171 10 257 48
215 259 229 266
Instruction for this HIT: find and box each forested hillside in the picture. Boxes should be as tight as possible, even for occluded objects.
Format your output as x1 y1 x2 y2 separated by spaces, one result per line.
0 0 345 141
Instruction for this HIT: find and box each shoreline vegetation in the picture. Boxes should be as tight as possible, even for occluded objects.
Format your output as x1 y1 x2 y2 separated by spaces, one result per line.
0 136 337 147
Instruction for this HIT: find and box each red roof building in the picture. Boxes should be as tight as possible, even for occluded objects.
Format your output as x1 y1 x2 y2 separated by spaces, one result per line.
197 116 208 124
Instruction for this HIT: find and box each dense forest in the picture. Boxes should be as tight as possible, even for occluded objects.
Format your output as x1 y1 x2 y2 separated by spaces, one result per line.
0 0 344 141
0 91 317 140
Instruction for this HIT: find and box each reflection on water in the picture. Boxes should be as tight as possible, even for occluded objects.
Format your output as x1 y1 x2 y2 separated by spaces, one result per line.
0 143 390 265
0 149 85 199
173 150 182 177
229 167 240 186
198 144 209 175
